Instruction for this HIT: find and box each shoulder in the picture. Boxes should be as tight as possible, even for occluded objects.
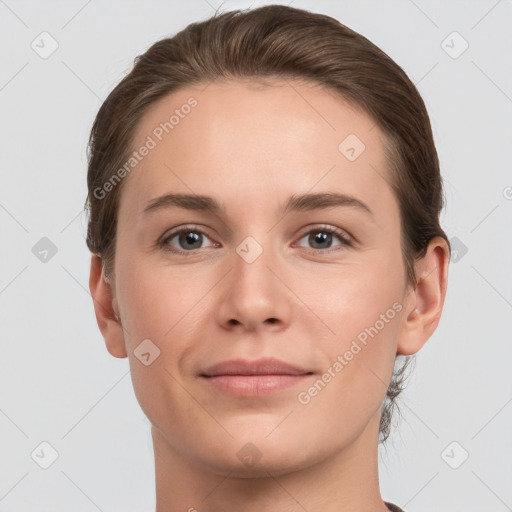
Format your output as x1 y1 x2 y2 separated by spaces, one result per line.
385 502 406 512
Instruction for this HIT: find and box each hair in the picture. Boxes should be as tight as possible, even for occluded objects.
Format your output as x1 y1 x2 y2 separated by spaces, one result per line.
84 4 451 444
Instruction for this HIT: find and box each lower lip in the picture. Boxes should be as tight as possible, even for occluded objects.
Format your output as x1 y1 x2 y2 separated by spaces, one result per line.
201 374 311 397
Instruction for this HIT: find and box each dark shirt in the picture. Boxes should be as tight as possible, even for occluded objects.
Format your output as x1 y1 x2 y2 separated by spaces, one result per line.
385 502 405 512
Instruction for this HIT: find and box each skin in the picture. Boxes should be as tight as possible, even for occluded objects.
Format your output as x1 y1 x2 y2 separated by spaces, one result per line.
89 79 449 512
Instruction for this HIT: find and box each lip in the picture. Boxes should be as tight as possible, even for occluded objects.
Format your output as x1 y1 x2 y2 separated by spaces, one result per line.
202 357 310 377
200 358 313 397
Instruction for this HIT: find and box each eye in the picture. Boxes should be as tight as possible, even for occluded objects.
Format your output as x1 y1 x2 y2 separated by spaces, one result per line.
295 225 352 252
158 224 353 255
159 225 218 254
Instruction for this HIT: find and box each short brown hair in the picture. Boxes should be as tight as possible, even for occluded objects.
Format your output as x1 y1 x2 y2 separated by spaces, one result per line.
85 4 451 443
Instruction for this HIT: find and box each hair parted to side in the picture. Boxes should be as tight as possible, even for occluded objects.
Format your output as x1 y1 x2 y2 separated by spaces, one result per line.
84 4 450 443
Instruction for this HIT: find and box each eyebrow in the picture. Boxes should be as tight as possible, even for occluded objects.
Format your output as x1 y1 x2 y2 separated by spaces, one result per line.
142 191 373 217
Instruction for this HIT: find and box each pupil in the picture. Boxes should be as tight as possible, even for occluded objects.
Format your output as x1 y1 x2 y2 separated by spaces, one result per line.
181 232 201 249
311 231 331 249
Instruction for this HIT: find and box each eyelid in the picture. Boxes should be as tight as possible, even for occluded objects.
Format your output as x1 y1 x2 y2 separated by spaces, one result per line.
158 223 354 254
295 223 352 243
292 224 354 252
159 224 214 243
158 224 219 253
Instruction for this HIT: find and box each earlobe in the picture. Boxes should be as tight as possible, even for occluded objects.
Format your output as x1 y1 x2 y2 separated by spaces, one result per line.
397 237 450 356
89 254 128 359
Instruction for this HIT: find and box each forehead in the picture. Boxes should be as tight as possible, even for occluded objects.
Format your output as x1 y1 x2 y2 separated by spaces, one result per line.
121 79 396 221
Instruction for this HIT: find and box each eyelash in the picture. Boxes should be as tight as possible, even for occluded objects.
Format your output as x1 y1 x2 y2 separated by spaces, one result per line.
158 224 353 256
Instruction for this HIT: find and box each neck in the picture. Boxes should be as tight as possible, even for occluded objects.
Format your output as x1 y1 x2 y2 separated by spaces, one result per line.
153 410 390 512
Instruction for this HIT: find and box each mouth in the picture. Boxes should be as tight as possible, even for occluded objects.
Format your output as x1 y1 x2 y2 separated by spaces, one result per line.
200 358 314 397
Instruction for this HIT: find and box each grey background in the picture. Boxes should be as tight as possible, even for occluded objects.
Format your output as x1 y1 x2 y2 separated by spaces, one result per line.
1 0 511 510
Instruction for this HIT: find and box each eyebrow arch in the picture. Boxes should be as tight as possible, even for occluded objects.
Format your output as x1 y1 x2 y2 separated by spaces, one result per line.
283 191 373 217
142 191 373 217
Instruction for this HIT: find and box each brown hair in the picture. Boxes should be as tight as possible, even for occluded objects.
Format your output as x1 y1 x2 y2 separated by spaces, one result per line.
84 4 450 443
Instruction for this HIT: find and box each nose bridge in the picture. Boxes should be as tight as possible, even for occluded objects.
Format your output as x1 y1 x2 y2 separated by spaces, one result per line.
215 231 290 330
235 234 267 267
232 233 277 299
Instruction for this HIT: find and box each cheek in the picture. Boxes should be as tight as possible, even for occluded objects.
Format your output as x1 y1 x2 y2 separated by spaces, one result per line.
295 295 401 446
115 255 217 388
115 262 204 429
116 257 208 344
304 257 404 401
303 252 404 340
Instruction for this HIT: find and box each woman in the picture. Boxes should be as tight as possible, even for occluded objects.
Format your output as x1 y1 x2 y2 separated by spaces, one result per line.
85 5 450 511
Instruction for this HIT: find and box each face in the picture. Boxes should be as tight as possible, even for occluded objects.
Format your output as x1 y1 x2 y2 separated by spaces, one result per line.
110 79 411 476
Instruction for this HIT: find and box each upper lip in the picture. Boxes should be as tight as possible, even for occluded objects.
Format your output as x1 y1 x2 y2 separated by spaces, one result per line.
201 358 312 377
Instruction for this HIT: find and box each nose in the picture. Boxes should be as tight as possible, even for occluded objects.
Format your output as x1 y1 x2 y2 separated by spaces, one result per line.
215 239 292 333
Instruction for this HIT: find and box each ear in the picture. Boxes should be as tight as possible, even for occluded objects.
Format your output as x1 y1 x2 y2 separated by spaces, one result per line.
89 254 127 358
397 236 450 356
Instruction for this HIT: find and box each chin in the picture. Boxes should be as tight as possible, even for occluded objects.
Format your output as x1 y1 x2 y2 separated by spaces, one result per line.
192 431 328 478
203 450 315 479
